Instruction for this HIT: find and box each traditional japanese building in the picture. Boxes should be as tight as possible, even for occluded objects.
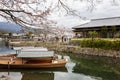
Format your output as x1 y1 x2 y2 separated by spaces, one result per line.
72 17 120 38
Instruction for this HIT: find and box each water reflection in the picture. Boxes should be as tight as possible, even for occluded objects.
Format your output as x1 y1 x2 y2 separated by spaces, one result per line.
64 56 76 73
65 62 76 73
1 52 119 80
0 55 101 80
0 71 101 80
0 39 15 54
54 72 102 80
0 72 22 80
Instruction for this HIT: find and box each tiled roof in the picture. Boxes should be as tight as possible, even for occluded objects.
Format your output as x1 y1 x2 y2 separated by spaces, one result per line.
73 17 120 29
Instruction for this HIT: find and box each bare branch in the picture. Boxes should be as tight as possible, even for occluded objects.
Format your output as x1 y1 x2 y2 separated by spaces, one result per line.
58 0 83 18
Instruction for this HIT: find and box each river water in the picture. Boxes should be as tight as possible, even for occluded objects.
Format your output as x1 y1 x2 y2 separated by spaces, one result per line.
0 51 120 80
0 39 120 80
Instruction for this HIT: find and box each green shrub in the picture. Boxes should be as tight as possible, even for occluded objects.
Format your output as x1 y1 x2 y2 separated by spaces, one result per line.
70 39 81 46
71 38 120 50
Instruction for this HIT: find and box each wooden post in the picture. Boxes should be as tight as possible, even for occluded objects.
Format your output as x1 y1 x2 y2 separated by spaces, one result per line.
8 62 10 69
22 58 23 64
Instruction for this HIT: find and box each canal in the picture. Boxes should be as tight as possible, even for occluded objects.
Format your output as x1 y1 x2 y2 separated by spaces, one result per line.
0 52 120 80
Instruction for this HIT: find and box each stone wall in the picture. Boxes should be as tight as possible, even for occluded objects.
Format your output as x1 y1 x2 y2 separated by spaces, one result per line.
10 41 120 58
48 46 120 58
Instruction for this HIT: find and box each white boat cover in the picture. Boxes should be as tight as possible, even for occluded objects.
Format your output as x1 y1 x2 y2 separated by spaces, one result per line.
17 51 54 58
21 48 48 51
13 47 48 52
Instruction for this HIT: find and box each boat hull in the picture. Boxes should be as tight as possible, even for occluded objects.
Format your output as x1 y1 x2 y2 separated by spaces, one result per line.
0 59 67 69
0 63 66 69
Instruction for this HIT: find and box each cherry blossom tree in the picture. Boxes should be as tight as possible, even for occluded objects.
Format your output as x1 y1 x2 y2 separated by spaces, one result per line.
0 0 119 29
0 0 55 28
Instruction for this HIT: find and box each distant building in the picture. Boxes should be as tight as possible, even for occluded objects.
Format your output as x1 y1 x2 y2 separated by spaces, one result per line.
72 17 120 38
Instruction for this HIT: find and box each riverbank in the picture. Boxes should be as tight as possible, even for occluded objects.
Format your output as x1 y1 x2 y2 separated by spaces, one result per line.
48 46 120 58
10 41 120 58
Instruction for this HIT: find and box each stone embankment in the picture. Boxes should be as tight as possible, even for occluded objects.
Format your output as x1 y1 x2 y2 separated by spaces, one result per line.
10 42 120 58
48 46 120 58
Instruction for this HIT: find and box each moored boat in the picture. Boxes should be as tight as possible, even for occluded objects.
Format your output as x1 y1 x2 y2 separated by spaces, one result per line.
0 58 67 69
0 48 68 69
0 54 17 57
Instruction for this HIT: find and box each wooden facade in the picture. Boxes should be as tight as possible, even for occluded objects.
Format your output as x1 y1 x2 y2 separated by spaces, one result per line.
72 17 120 38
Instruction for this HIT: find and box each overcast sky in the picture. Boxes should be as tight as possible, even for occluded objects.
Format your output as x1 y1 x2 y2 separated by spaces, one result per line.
1 0 120 28
80 0 120 19
48 0 120 28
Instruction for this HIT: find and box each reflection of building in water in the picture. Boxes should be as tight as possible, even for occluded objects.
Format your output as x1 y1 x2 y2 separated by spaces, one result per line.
0 71 101 80
54 72 101 80
0 72 22 80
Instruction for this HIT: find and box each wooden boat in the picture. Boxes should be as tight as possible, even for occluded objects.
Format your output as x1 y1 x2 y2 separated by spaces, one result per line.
0 54 17 57
0 50 67 69
0 58 67 69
